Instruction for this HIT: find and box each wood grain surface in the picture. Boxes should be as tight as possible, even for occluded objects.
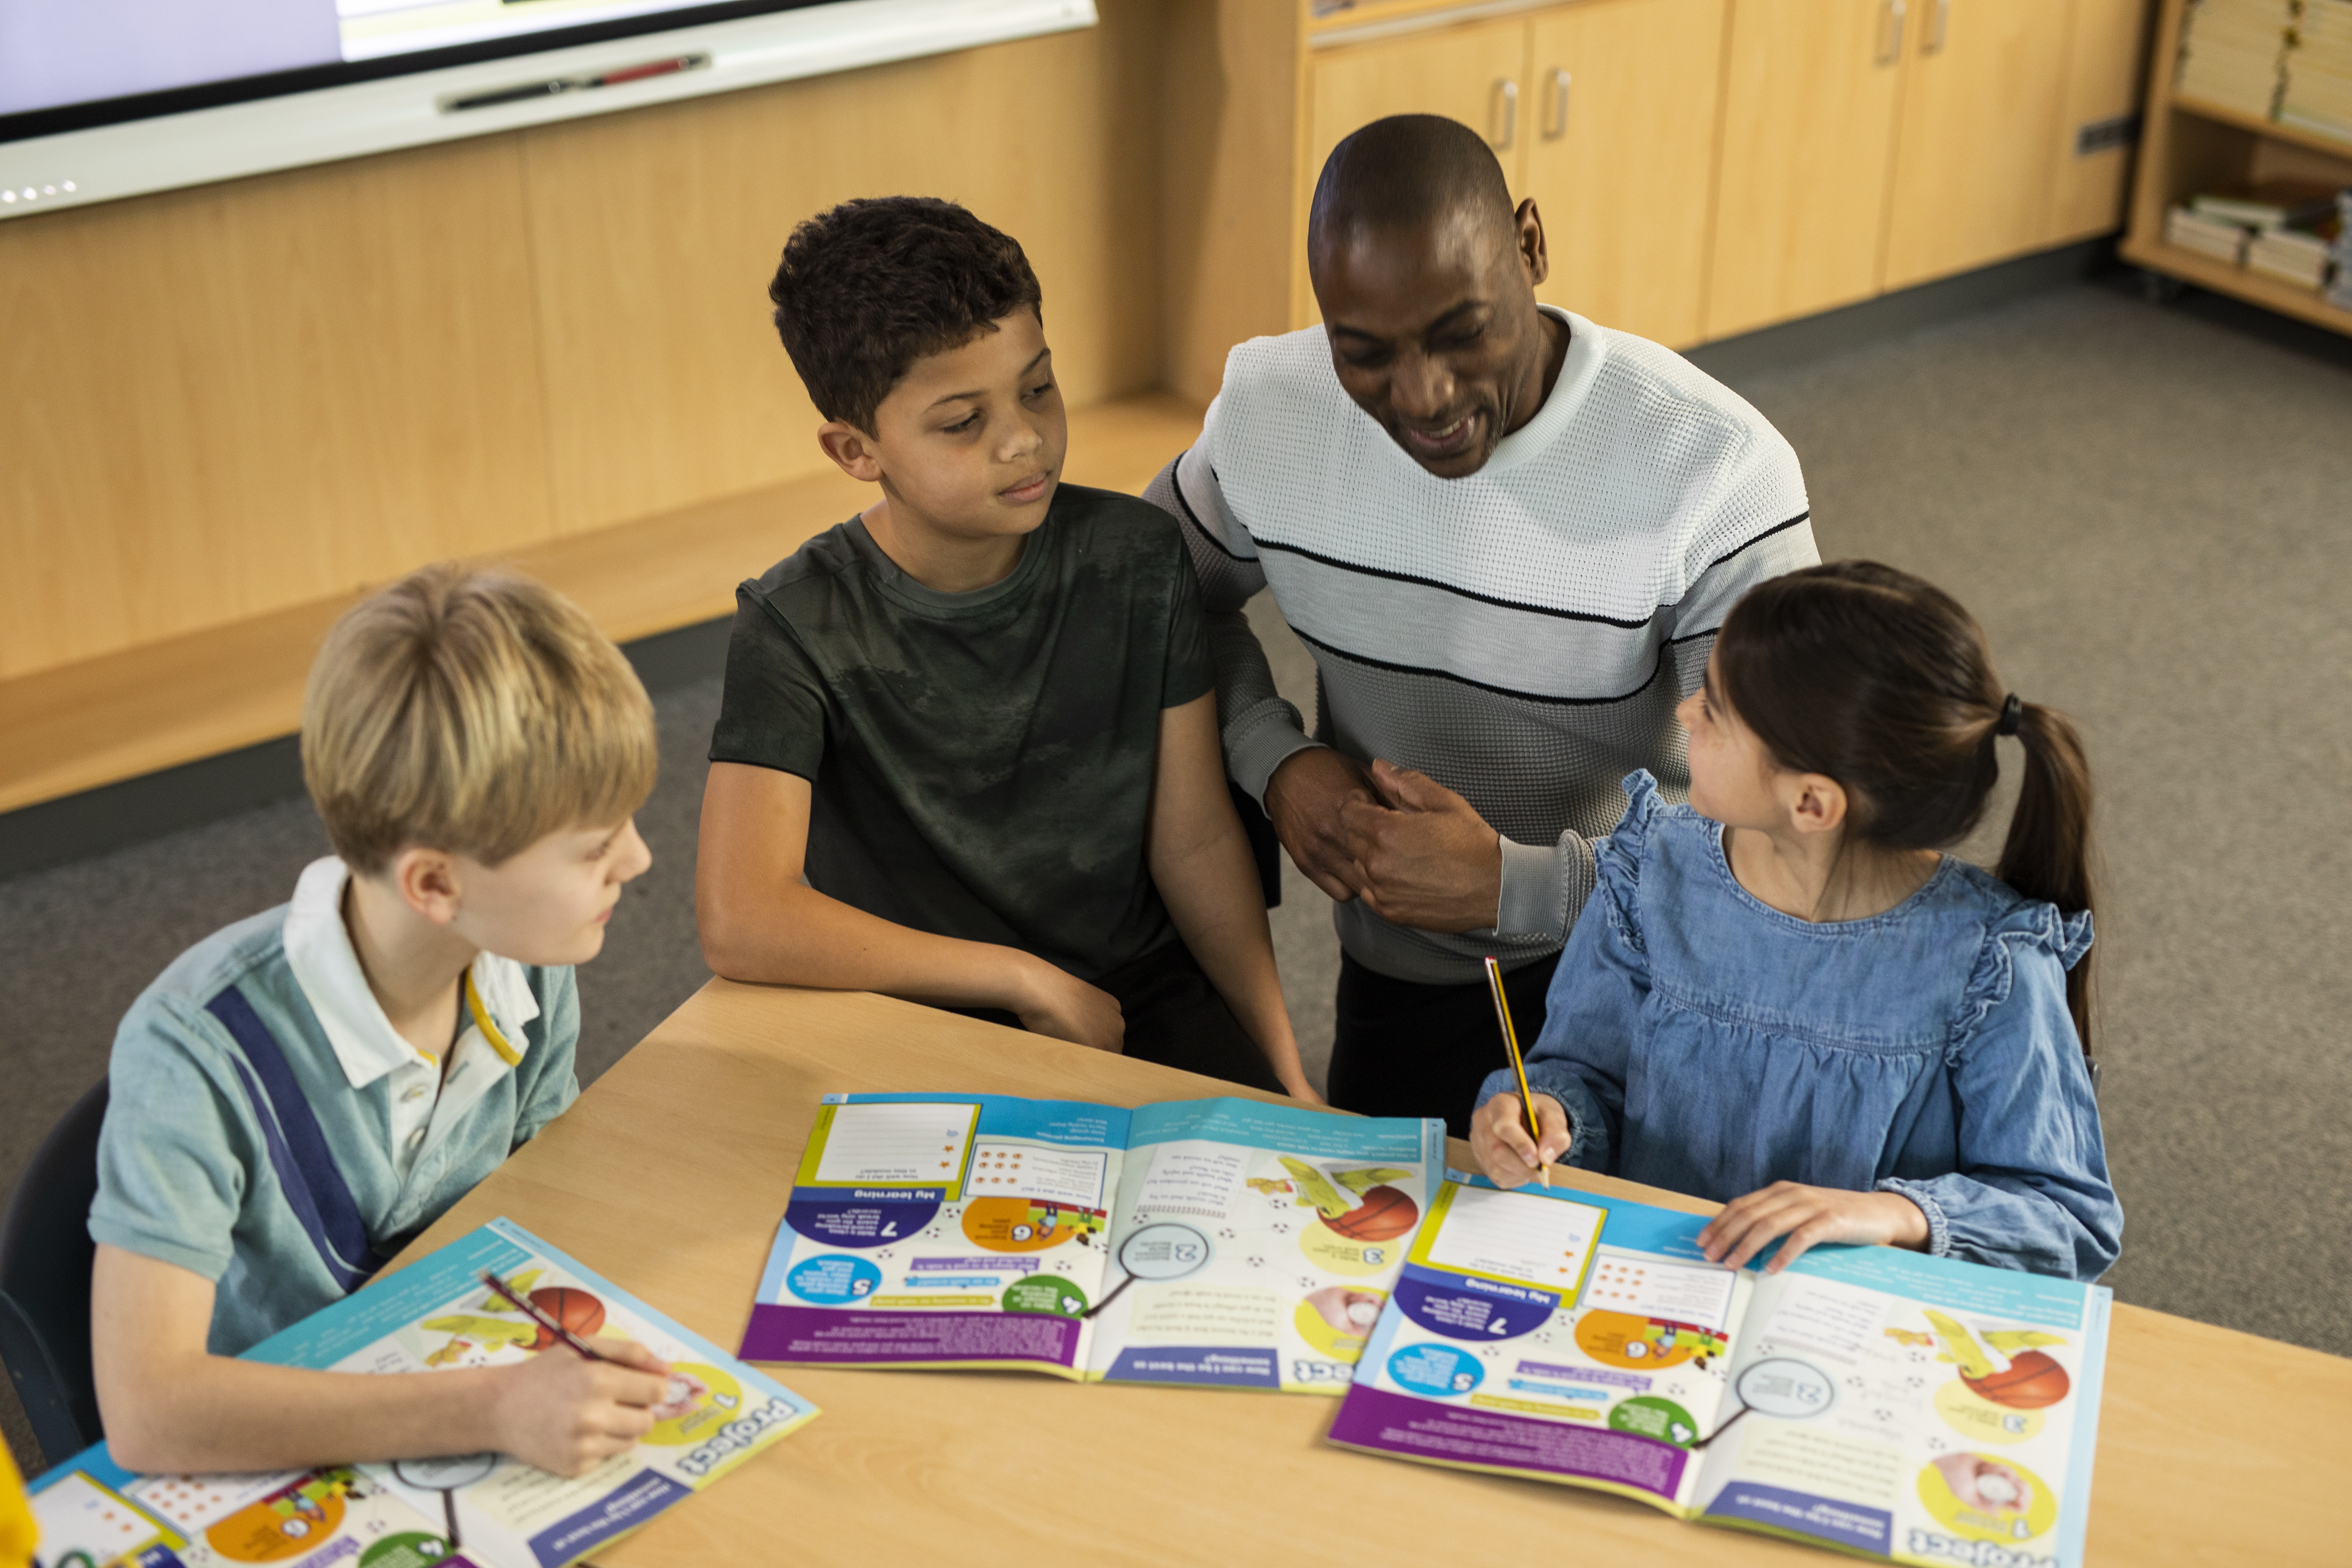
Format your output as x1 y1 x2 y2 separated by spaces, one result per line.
391 980 2347 1567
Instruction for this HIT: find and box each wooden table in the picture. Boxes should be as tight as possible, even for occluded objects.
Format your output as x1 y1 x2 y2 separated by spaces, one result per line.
397 981 2348 1566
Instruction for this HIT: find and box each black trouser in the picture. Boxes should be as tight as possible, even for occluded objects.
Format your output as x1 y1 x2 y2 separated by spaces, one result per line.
1326 950 1560 1138
953 939 1287 1094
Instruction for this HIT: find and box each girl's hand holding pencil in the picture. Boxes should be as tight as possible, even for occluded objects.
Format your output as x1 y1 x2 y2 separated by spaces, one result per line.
1470 1090 1572 1189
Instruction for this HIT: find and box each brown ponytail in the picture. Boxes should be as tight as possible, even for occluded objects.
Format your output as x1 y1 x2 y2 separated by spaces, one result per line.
1716 561 2098 1050
1995 703 2097 1048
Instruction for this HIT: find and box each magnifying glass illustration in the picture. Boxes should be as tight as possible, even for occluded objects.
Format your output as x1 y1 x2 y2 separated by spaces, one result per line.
1083 1221 1211 1320
390 1451 499 1548
1692 1356 1837 1449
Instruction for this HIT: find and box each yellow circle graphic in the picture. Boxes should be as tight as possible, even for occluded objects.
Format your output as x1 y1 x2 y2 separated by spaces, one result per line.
1575 1310 1697 1369
643 1362 745 1447
1294 1287 1385 1359
1934 1377 2047 1445
1297 1219 1398 1277
1917 1453 2058 1544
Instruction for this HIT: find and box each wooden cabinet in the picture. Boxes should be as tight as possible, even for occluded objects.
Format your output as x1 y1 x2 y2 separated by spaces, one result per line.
2050 0 2154 242
1883 0 2076 289
1301 0 1728 345
1524 0 1727 347
1704 0 1905 339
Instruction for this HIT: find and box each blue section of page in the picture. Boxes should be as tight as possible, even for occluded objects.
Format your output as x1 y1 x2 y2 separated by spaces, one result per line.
243 1226 528 1369
525 1469 687 1566
827 1091 1129 1149
1130 1097 1432 1159
28 1441 136 1492
1777 1237 2091 1330
242 1218 815 1415
2053 1286 2113 1568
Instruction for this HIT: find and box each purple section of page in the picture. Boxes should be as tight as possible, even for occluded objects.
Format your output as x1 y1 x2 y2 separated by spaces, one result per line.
1328 1385 1689 1499
1705 1482 1893 1553
740 1305 1081 1367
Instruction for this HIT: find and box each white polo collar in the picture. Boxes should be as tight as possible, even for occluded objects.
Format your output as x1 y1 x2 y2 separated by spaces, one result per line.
282 856 539 1090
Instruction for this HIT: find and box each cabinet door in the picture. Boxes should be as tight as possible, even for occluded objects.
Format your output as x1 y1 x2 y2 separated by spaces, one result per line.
2047 0 2150 243
1704 0 1907 339
1300 19 1533 323
1524 0 1728 348
1882 0 2076 288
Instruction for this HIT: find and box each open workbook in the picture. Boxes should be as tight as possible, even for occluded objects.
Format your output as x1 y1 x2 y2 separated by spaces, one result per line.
30 1218 817 1568
1329 1174 2110 1567
740 1093 1446 1392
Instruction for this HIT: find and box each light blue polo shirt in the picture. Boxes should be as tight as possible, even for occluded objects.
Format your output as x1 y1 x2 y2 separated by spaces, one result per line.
91 858 580 1354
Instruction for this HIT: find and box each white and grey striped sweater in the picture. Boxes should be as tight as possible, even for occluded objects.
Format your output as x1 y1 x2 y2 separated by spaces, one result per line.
1145 307 1817 985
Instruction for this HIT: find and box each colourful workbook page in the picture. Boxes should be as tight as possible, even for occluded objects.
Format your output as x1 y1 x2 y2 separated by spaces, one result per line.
740 1093 1128 1377
1328 1175 2112 1567
33 1217 819 1568
1082 1096 1446 1392
738 1093 1446 1393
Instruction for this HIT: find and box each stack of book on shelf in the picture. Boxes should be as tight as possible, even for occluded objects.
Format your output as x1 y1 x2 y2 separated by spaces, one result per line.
2282 0 2352 141
2331 189 2352 307
2166 184 2344 287
2176 0 2294 115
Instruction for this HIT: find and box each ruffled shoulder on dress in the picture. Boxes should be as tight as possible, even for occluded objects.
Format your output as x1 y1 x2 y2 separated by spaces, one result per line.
1588 771 1672 951
1951 886 2094 1052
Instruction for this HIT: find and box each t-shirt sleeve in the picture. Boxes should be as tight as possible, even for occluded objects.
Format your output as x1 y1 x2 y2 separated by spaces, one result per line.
89 996 254 1282
1160 540 1217 709
707 584 830 780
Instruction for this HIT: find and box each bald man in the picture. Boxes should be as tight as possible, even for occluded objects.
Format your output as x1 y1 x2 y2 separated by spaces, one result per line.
1145 114 1816 1135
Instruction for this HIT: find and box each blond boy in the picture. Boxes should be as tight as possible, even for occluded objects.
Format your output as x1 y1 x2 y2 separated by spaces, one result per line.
89 566 669 1477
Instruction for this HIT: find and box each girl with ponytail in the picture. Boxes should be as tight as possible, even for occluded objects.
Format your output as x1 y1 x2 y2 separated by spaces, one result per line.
1469 561 2119 1281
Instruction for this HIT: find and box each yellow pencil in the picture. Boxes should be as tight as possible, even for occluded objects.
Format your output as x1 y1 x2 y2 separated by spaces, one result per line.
1483 955 1549 1187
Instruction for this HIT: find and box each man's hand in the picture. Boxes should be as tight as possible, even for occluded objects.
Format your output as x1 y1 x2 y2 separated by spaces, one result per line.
1697 1183 1931 1273
491 1337 671 1477
1471 1092 1571 1188
1014 958 1126 1051
1337 760 1504 932
1264 748 1376 901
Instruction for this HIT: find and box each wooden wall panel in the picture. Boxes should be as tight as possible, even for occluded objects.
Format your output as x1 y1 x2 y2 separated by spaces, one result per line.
0 136 553 679
1160 0 1302 407
518 12 1166 539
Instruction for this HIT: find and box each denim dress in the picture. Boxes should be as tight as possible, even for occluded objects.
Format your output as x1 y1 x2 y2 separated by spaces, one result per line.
1478 772 2121 1281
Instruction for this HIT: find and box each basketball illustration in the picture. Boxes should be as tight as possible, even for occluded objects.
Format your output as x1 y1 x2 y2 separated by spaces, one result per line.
526 1286 605 1350
1962 1349 2070 1409
1321 1185 1419 1242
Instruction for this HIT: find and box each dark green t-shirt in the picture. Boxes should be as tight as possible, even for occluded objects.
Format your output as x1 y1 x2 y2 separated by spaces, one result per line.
708 484 1217 980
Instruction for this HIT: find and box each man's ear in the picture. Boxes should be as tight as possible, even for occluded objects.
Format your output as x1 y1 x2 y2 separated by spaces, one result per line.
385 846 464 926
1514 197 1550 289
816 419 885 483
1784 773 1849 838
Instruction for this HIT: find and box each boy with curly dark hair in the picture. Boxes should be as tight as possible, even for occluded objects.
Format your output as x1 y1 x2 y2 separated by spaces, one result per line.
697 197 1314 1099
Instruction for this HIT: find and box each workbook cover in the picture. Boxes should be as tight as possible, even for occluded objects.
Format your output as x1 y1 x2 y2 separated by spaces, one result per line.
29 1217 818 1568
1328 1173 2110 1567
740 1093 1447 1393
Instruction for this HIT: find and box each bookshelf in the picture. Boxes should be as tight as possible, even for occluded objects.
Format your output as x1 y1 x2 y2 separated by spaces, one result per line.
2122 0 2352 334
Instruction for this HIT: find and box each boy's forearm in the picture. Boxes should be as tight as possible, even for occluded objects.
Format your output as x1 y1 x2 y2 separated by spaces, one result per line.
106 1354 506 1476
1152 821 1311 1093
703 879 1042 1014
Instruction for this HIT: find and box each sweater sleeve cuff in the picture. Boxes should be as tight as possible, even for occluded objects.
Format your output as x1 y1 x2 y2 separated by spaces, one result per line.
1228 710 1323 806
1495 832 1596 939
1876 1177 1951 1258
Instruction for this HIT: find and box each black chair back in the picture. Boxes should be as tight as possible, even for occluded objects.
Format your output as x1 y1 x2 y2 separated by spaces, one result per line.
0 1078 108 1469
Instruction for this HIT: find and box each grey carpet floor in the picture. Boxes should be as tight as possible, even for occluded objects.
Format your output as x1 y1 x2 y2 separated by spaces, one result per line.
4 277 2347 1474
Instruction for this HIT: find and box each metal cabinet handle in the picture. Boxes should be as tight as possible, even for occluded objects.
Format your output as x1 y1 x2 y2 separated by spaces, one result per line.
1544 69 1571 139
1877 0 1906 64
1490 77 1518 149
1925 0 1950 53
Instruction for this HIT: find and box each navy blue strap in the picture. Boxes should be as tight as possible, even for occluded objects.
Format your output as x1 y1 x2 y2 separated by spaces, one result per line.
207 984 387 1292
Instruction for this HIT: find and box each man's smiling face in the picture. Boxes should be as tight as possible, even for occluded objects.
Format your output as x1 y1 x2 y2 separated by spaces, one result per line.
1311 200 1554 481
